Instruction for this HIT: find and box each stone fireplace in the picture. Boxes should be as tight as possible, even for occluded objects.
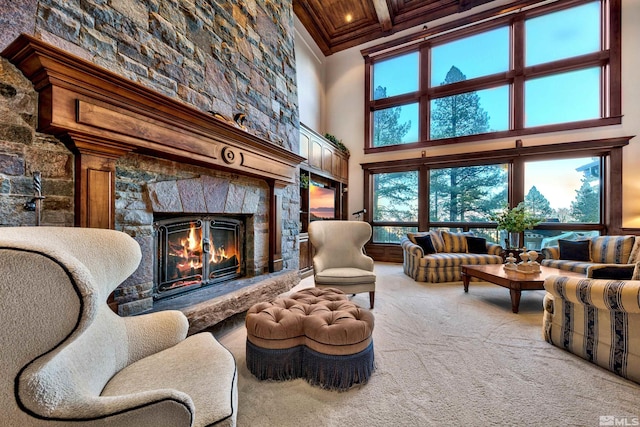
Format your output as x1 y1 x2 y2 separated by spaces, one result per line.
1 35 304 325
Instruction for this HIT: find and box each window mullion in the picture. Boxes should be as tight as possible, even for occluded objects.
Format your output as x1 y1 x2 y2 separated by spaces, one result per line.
364 56 373 149
419 165 429 230
513 17 525 131
420 44 430 144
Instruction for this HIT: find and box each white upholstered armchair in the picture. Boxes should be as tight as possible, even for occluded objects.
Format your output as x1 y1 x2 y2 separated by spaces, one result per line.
0 226 237 426
308 220 376 308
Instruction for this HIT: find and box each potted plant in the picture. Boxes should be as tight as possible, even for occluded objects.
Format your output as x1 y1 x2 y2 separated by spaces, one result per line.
489 202 542 249
324 133 350 156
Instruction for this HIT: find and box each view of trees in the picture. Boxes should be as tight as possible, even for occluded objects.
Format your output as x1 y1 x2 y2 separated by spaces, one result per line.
570 177 600 222
524 186 553 219
429 165 506 222
373 171 418 223
371 65 600 243
372 86 413 147
430 66 491 139
428 67 508 224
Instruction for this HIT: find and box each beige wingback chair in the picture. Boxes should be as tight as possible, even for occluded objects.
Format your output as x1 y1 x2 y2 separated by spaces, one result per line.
308 220 376 308
0 226 237 426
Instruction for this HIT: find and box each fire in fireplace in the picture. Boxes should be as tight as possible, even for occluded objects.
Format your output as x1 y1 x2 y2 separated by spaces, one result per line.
154 216 244 299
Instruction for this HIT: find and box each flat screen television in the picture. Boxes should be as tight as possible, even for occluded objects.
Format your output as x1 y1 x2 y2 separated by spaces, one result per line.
309 184 336 220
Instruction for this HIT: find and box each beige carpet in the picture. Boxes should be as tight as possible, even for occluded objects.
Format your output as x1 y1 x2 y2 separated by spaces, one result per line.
216 262 640 426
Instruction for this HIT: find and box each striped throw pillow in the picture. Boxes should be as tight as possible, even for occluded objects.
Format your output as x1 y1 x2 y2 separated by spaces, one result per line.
590 236 635 264
441 231 473 253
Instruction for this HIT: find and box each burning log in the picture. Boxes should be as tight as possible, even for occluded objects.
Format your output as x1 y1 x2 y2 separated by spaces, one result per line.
176 262 202 278
158 276 202 292
209 255 238 276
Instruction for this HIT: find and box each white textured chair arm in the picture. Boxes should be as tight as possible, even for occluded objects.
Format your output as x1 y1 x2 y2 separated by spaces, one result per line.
124 311 189 363
544 275 640 313
33 389 194 423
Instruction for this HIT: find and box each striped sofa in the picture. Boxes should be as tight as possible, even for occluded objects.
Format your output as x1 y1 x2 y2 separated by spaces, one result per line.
542 235 640 275
401 230 503 282
543 273 640 384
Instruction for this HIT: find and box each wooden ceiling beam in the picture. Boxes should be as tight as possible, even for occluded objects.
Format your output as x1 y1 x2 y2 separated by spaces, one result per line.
371 0 393 32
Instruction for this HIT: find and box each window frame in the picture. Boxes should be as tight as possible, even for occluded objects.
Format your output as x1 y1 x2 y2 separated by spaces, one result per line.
363 0 621 154
362 136 630 245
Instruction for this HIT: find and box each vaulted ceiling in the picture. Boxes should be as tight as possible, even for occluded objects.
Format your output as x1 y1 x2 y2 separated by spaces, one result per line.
293 0 497 56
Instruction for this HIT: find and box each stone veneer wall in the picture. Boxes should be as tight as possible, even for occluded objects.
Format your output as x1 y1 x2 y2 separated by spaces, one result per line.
0 60 75 226
0 0 302 315
1 0 299 148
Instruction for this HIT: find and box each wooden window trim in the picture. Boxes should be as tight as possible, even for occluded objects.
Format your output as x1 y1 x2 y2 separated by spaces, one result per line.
363 0 621 152
363 136 632 239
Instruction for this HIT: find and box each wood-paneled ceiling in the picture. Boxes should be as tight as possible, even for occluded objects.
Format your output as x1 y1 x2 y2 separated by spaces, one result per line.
293 0 498 56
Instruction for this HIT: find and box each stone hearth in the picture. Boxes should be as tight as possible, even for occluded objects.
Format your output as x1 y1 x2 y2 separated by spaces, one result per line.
152 270 299 335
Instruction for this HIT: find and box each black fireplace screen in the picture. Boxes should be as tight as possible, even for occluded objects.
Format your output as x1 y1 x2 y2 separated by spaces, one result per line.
154 216 243 299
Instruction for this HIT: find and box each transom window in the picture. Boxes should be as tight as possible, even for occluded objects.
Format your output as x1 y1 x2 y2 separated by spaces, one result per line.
363 0 620 152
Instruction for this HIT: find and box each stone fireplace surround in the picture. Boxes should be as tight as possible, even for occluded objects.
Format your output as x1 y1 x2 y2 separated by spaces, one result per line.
3 35 304 331
147 175 263 302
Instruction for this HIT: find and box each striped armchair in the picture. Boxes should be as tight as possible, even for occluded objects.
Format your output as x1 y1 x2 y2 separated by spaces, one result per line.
401 230 503 282
543 274 640 384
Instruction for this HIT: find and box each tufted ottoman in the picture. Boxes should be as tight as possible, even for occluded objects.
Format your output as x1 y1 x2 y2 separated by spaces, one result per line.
245 287 375 390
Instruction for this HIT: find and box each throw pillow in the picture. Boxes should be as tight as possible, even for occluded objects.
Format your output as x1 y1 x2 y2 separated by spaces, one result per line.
406 232 425 245
441 230 473 253
414 235 437 255
428 230 446 252
587 265 635 280
466 236 488 254
558 239 591 262
407 231 445 252
590 235 635 264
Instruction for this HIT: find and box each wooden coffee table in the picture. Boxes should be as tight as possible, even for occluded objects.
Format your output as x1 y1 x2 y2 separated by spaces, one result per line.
461 264 584 313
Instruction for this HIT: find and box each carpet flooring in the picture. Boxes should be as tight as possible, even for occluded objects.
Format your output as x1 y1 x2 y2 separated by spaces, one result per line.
215 262 640 427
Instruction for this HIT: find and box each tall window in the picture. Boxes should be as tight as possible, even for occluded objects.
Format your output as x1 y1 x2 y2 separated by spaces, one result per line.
371 171 418 243
371 52 420 147
522 157 602 249
364 0 620 151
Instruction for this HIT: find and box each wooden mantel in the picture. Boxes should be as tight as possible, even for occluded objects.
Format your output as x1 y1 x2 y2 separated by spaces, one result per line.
2 34 304 230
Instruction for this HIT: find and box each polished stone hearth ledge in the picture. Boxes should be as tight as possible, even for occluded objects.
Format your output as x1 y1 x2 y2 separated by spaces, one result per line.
150 270 300 335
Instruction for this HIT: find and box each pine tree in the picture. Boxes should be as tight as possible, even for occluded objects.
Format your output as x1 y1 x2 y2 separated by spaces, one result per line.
372 86 412 147
373 171 418 222
525 186 553 219
430 66 491 139
570 178 600 222
428 67 504 222
430 165 506 222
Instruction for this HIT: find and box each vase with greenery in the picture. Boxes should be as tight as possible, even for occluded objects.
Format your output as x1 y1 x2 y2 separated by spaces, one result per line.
489 202 542 249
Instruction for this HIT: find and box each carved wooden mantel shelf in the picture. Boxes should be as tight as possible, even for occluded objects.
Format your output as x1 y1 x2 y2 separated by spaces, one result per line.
2 34 304 231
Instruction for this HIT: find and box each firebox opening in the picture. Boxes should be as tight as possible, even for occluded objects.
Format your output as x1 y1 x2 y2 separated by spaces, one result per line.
153 215 246 300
